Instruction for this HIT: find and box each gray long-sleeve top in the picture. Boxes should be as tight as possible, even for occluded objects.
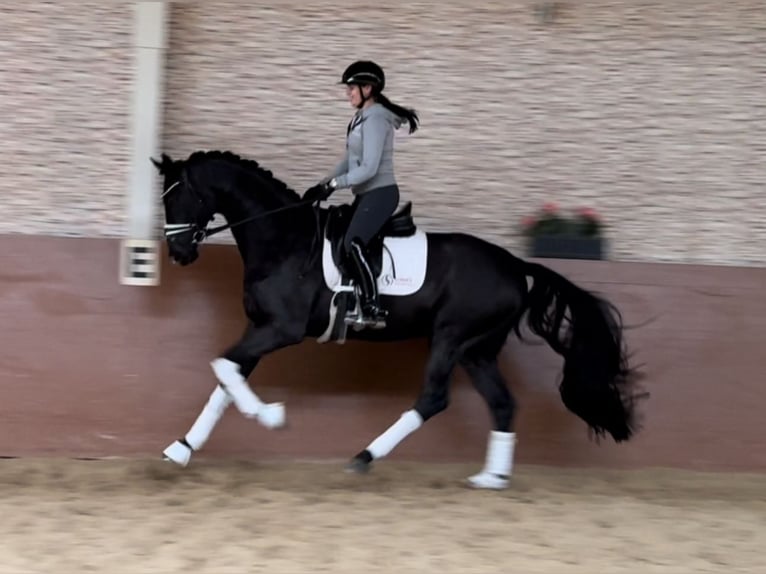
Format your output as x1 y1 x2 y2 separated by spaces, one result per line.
327 103 403 195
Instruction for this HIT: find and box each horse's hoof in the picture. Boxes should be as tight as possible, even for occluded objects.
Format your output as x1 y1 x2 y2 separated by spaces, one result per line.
466 471 509 490
258 402 286 429
345 456 371 474
162 440 192 467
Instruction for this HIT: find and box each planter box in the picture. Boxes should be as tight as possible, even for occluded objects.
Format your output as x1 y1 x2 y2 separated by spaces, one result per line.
529 235 605 260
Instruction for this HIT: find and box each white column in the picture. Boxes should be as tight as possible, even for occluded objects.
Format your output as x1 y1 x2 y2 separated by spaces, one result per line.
120 1 169 286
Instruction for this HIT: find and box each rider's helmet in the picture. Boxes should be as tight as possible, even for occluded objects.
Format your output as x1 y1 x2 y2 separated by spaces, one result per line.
340 61 385 93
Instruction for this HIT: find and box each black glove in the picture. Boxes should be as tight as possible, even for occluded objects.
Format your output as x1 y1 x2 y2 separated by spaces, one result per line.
303 180 336 203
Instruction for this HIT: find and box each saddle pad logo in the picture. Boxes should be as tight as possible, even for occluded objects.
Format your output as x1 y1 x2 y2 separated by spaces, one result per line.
381 274 414 288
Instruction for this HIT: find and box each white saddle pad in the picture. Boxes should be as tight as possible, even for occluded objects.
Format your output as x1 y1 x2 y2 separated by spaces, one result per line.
322 230 428 296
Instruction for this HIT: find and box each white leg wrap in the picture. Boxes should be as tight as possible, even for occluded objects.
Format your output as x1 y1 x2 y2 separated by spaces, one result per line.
467 431 516 490
163 440 193 467
163 385 233 467
185 385 232 450
210 358 264 418
209 358 286 428
367 409 423 459
256 401 286 429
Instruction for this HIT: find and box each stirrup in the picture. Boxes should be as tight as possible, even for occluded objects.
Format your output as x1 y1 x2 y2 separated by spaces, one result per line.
344 310 387 330
343 298 387 330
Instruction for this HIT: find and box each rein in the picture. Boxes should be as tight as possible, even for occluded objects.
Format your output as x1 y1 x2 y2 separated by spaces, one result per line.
203 199 318 241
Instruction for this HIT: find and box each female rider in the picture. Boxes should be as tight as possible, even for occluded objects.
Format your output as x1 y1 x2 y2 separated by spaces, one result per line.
304 60 419 328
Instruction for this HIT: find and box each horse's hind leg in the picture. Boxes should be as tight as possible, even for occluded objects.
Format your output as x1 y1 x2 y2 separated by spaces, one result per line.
347 334 460 473
163 359 259 466
460 343 517 489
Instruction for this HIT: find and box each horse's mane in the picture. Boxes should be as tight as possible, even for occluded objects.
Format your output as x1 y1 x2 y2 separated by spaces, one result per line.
185 150 301 203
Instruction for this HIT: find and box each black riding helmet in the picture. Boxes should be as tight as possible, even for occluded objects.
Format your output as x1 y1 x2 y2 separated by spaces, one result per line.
340 61 385 108
340 60 385 91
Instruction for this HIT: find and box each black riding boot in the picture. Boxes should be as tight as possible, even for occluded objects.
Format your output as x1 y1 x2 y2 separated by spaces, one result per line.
347 239 388 329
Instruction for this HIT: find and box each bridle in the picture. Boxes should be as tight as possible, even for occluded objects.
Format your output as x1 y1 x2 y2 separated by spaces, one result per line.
161 178 211 244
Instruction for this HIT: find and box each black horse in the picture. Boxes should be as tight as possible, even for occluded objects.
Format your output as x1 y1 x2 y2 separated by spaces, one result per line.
152 150 643 489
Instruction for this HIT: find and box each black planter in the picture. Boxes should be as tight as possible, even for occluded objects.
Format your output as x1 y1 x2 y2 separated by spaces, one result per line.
529 234 605 260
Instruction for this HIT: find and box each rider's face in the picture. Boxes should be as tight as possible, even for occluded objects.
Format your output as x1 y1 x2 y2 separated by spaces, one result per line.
345 84 371 108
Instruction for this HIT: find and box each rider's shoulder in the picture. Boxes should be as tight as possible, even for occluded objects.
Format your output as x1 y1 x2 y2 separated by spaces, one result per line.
362 103 401 129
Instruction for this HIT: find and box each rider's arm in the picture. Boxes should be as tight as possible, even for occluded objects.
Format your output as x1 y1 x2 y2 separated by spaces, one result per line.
333 114 387 189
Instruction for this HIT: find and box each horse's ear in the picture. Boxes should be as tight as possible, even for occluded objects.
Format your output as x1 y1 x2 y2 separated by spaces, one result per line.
150 153 174 174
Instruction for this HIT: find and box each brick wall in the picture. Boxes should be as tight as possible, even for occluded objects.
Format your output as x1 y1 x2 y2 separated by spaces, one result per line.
2 1 764 265
0 3 133 237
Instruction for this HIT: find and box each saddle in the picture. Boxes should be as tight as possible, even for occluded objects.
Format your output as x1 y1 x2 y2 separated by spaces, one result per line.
325 201 417 278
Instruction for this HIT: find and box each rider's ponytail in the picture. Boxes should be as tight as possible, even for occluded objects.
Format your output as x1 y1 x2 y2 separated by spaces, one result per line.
376 93 420 134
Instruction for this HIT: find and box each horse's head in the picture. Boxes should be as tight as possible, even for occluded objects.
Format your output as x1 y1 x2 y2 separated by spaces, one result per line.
151 153 216 266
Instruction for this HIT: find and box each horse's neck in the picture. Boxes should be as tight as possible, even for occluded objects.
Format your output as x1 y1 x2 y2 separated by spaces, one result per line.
217 187 309 271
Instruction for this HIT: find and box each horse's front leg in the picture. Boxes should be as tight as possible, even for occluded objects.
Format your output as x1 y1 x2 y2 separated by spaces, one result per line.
163 317 305 467
163 357 258 466
211 321 304 427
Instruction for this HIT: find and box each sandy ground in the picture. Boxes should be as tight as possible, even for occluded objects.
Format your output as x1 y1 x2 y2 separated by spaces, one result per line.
0 458 764 574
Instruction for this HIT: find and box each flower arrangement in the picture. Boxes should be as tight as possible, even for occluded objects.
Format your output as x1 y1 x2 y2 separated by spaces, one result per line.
522 202 603 238
522 202 605 260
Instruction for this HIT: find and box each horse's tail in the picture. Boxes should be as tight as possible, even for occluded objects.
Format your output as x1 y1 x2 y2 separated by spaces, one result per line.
517 261 645 442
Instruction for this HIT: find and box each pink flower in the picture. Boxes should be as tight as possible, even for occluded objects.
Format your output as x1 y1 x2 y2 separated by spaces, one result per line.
521 215 536 229
578 207 599 220
542 202 559 214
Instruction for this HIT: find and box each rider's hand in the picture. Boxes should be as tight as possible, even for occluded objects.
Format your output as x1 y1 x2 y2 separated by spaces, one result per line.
303 179 336 203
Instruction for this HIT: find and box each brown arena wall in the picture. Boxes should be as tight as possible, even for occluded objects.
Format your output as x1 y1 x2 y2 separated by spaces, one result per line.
1 235 765 472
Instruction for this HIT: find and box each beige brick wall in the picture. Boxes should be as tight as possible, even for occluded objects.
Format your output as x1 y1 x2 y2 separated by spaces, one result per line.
0 3 132 237
2 1 764 265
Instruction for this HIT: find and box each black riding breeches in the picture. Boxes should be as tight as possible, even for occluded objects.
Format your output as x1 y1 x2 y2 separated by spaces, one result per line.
343 184 400 252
